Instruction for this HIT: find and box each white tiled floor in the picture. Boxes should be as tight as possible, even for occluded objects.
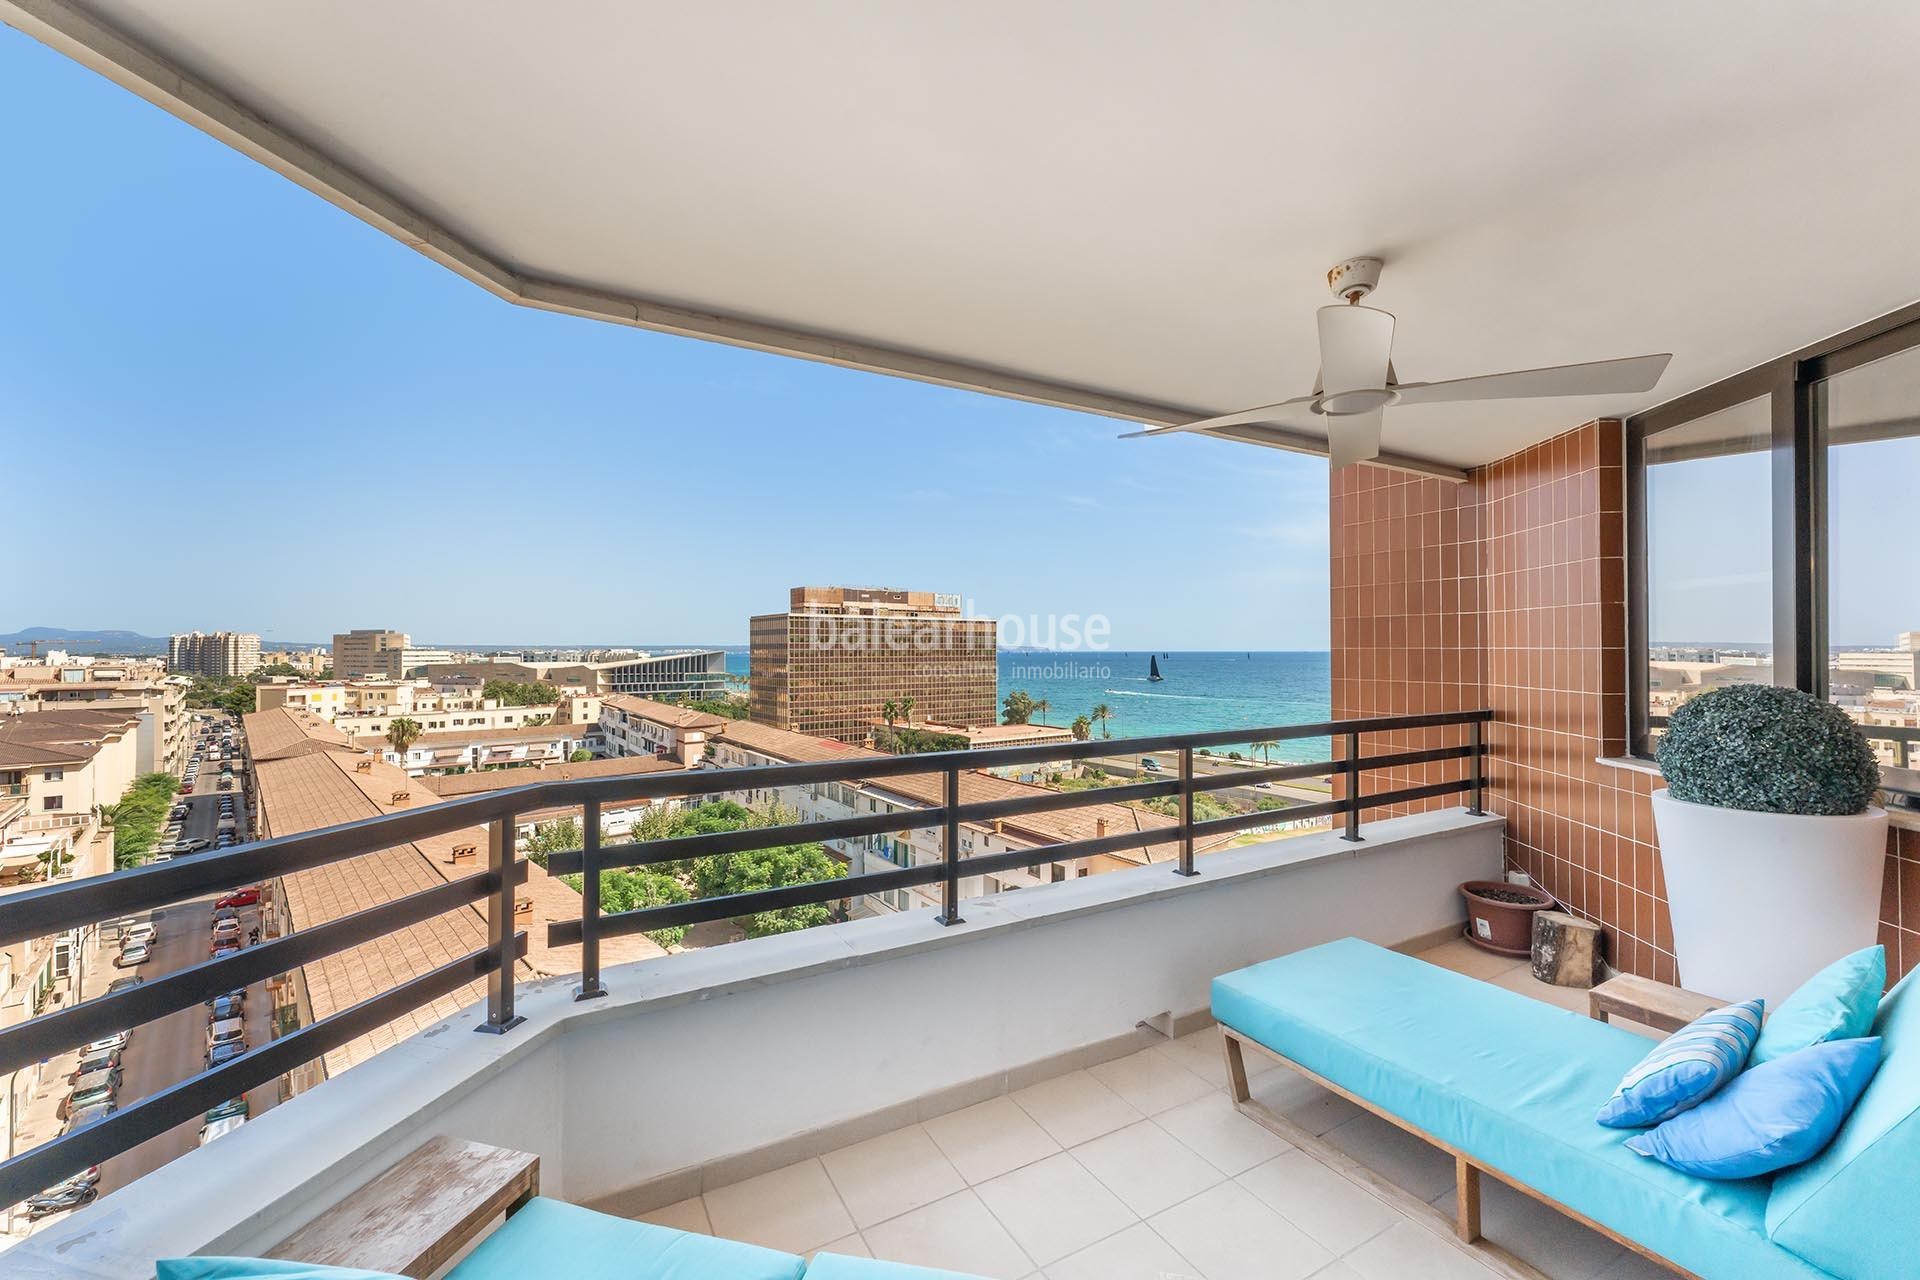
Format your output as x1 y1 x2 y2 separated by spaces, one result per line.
638 938 1660 1279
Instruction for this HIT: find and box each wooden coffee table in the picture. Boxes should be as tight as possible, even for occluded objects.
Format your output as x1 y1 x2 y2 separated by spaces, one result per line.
1587 973 1724 1034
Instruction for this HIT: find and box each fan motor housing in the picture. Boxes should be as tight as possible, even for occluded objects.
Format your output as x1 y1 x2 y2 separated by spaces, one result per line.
1326 256 1383 302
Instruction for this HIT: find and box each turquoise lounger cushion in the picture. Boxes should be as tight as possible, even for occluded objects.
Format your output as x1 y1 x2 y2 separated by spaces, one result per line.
1597 998 1763 1127
803 1253 991 1279
1750 946 1885 1067
1212 938 1832 1280
445 1196 805 1280
1627 1038 1882 1178
1768 969 1920 1280
159 1263 400 1280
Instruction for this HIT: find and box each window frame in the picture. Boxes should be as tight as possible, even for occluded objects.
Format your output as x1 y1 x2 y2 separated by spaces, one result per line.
1628 298 1920 759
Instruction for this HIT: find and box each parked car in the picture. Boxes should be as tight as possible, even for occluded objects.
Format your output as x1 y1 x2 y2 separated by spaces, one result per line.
180 781 194 794
60 1082 115 1119
121 923 155 947
211 919 242 942
205 987 245 1009
106 976 144 995
63 1101 116 1134
1140 757 1163 772
205 1097 249 1123
177 838 211 853
24 1179 98 1219
115 942 150 968
150 853 175 864
207 1017 245 1048
83 1031 129 1055
207 994 244 1020
211 942 241 960
71 1051 120 1080
70 1067 120 1095
216 888 261 909
206 1041 246 1068
197 1114 245 1146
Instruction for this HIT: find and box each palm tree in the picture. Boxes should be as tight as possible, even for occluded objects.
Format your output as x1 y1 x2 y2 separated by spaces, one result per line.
1070 715 1092 741
1252 738 1278 763
881 699 899 727
386 716 423 760
1091 703 1114 739
1034 697 1051 725
899 696 916 725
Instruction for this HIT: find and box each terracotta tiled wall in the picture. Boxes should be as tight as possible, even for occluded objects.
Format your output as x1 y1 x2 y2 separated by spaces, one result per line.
1333 421 1920 984
1329 465 1486 817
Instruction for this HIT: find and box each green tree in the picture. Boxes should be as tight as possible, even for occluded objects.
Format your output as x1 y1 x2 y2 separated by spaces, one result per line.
1070 715 1092 741
1033 697 1051 725
386 716 424 758
522 713 552 728
522 817 582 869
898 695 915 724
106 772 181 869
693 841 846 938
872 726 969 755
568 748 594 762
682 696 748 720
1251 738 1278 763
1002 690 1034 725
881 699 899 727
483 679 560 707
1090 703 1114 739
593 869 691 949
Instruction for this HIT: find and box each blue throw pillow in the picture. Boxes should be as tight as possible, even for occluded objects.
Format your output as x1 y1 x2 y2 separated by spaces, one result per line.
1626 1038 1883 1179
1750 946 1885 1066
1596 998 1763 1128
160 1262 404 1280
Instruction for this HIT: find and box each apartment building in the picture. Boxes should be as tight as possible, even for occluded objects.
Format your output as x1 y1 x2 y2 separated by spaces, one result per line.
168 630 263 678
0 665 189 774
330 629 412 678
749 586 997 742
263 647 331 676
704 718 1214 917
357 721 601 775
598 694 726 766
425 651 729 701
256 677 564 742
420 754 687 841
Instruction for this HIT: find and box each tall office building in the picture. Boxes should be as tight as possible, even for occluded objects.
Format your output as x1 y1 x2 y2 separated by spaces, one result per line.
749 586 997 743
332 629 410 679
168 631 263 679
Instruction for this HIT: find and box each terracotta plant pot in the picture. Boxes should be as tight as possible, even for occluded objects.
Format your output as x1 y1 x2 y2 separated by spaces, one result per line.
1459 879 1555 957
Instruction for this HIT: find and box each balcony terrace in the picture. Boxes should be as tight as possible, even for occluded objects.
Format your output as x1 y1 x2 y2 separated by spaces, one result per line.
4 4 1920 1278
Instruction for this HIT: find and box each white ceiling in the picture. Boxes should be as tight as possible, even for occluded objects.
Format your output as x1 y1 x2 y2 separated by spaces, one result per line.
17 1 1920 470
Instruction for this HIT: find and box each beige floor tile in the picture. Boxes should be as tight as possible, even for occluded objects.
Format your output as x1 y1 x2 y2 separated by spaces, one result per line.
821 1124 966 1229
1011 1068 1145 1147
636 1195 710 1234
863 1189 1036 1280
1151 1026 1276 1088
703 1157 856 1254
1149 1180 1334 1280
1236 1150 1397 1255
1071 1119 1224 1217
1305 1262 1367 1280
1321 1112 1456 1201
1154 1090 1293 1175
1342 1220 1505 1280
1593 1249 1679 1279
815 1233 871 1259
1416 937 1526 981
976 1151 1137 1266
1044 1221 1205 1280
924 1095 1062 1184
1488 966 1596 1013
1248 1068 1366 1136
1434 1179 1624 1280
1088 1047 1214 1116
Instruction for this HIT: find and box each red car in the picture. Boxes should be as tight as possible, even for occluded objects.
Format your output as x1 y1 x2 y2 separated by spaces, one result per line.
180 781 194 794
215 888 260 910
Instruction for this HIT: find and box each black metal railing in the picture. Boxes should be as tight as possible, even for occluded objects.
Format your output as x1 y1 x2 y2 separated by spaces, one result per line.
0 709 1489 1208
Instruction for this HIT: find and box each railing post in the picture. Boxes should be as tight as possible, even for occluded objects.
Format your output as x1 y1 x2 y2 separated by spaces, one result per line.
1174 746 1198 876
1341 730 1363 843
476 814 525 1034
936 765 964 926
1467 721 1486 816
576 797 607 1001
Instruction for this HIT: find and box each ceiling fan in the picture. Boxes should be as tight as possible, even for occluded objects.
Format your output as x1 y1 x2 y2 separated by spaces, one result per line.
1124 257 1671 469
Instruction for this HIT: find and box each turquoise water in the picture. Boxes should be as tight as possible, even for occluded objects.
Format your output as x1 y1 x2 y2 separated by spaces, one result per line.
725 649 1332 762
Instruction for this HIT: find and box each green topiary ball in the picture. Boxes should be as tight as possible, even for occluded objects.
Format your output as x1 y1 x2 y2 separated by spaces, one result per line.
1656 684 1881 816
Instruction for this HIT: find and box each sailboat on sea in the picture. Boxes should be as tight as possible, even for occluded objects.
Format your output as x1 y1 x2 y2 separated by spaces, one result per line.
1148 655 1164 682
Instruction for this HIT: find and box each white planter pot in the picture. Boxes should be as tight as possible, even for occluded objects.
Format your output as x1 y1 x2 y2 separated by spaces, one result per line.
1651 789 1888 1008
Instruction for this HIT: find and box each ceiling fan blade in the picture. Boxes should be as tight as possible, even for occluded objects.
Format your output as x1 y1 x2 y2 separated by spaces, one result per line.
1119 394 1318 439
1328 407 1383 470
1317 305 1395 396
1392 353 1671 406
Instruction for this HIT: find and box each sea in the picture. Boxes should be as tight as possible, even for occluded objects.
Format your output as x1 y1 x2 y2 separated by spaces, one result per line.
723 649 1332 762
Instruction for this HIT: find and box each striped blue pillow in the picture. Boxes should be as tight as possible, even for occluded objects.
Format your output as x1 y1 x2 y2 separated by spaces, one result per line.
1597 998 1763 1128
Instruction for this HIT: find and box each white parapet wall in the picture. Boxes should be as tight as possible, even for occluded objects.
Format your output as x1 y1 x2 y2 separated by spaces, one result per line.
12 809 1501 1279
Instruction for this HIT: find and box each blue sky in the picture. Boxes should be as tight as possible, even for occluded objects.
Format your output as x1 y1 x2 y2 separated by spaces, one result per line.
0 26 1329 652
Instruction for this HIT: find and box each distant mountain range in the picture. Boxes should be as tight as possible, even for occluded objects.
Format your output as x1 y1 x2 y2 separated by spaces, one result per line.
1 627 175 656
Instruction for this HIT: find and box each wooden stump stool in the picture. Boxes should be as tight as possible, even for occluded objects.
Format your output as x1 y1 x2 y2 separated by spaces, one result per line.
1532 911 1604 988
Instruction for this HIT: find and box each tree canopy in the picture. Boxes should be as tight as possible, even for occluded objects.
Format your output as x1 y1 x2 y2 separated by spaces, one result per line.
483 679 560 707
